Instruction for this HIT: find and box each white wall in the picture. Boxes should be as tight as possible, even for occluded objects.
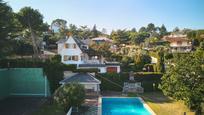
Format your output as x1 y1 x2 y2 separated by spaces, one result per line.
98 67 107 73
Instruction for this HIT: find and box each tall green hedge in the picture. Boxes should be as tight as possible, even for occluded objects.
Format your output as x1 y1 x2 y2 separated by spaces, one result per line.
96 72 162 92
96 73 129 91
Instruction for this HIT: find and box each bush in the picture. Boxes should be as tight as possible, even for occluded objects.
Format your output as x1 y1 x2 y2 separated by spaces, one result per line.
96 73 129 91
54 83 85 112
164 53 173 60
62 64 77 71
134 72 162 92
51 55 61 63
44 60 64 94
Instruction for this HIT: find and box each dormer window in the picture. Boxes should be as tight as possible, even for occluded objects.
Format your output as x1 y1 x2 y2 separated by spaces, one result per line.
64 43 70 48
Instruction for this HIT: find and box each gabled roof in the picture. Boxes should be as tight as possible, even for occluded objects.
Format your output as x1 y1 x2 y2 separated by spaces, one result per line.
56 36 89 53
59 73 101 84
73 37 89 53
56 36 102 56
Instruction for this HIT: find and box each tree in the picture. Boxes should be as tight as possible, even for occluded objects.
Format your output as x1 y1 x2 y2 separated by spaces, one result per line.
110 29 129 44
132 32 150 45
173 27 180 33
78 25 91 39
147 23 156 33
160 53 204 113
139 27 146 33
90 42 111 58
121 56 133 67
17 7 48 59
0 0 15 58
134 53 151 70
187 30 204 47
131 28 137 32
14 40 33 56
51 19 67 33
67 24 78 36
54 83 85 112
91 24 99 38
159 24 167 37
129 31 137 44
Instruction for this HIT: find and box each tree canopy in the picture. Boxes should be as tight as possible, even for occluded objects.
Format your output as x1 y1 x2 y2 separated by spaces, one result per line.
54 83 85 112
0 0 15 58
160 52 204 112
17 7 48 58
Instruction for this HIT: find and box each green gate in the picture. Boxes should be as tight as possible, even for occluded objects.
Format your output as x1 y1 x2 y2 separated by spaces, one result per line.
0 68 50 100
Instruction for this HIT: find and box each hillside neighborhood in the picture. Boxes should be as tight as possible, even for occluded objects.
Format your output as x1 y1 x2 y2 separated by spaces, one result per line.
0 0 204 115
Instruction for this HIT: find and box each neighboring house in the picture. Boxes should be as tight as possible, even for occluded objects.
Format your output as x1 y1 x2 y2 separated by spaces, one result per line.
162 34 192 52
59 73 101 93
56 36 120 73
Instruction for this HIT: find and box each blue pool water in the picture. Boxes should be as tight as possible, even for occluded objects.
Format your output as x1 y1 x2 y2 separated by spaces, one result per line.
102 97 151 115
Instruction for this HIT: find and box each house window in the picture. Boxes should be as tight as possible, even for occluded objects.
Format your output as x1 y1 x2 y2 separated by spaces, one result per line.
64 55 68 61
64 43 70 48
72 56 78 61
64 55 71 61
64 55 78 61
73 44 77 48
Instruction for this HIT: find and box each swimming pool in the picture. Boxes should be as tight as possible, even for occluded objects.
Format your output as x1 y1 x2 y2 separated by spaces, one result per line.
101 97 153 115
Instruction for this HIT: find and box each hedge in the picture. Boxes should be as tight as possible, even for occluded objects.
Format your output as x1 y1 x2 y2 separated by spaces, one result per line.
96 73 129 91
134 72 162 91
96 72 162 92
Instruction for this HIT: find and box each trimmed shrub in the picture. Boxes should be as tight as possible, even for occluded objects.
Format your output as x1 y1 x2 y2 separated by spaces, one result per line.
134 72 162 92
96 73 129 91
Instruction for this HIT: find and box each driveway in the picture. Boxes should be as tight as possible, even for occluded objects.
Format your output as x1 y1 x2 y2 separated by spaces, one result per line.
0 97 46 115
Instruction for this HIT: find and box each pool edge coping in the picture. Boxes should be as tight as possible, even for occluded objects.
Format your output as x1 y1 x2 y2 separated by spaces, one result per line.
98 96 156 115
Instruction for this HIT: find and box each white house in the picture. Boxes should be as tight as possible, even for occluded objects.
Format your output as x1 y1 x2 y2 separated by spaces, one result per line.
56 36 120 73
162 34 192 52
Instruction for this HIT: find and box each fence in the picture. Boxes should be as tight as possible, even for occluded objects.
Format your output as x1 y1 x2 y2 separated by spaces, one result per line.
0 68 50 100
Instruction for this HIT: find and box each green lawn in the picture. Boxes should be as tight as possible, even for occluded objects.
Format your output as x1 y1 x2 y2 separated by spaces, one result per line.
31 103 66 115
128 92 195 115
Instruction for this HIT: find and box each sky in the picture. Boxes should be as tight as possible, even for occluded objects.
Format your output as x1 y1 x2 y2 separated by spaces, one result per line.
6 0 204 33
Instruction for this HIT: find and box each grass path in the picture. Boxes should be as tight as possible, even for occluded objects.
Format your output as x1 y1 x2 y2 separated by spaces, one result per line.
129 92 195 115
